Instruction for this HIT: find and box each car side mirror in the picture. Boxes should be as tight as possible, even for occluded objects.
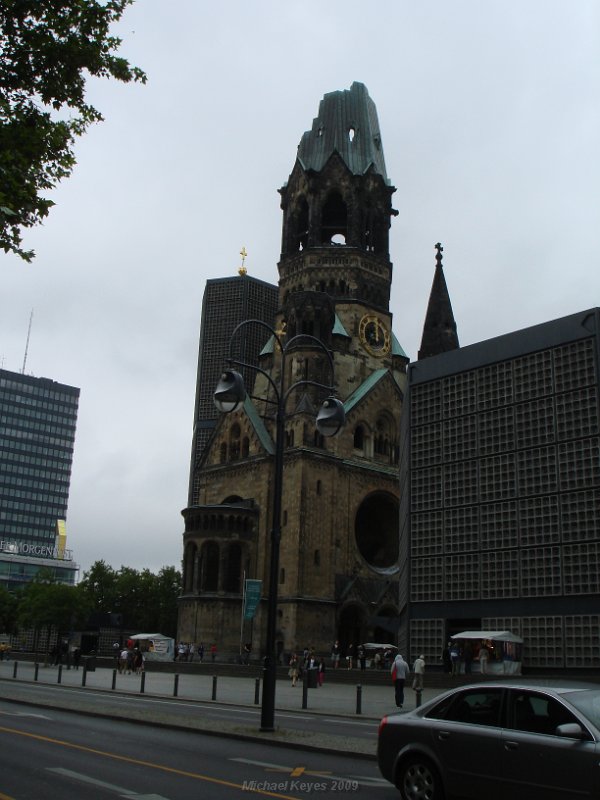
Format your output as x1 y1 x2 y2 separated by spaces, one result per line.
555 722 586 739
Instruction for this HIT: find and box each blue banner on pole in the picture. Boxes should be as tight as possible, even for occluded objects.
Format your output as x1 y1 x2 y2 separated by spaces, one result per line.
244 579 262 620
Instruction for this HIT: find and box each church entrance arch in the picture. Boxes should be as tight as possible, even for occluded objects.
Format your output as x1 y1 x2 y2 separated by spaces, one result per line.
338 603 367 657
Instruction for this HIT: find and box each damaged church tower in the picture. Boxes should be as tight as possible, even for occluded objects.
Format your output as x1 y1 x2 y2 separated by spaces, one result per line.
178 82 408 657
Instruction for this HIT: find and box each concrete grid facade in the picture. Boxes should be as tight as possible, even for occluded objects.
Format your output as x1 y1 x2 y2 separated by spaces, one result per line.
399 309 600 670
187 275 278 504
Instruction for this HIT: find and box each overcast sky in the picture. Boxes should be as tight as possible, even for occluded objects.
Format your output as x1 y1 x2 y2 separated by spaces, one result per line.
2 1 599 577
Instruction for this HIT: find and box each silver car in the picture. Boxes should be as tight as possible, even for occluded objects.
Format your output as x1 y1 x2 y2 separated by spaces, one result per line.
377 682 600 800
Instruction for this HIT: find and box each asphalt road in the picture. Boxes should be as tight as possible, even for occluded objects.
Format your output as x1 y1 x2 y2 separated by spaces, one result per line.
0 703 396 800
0 679 381 747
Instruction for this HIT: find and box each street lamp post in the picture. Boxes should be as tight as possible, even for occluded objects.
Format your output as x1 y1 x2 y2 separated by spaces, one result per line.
214 320 345 731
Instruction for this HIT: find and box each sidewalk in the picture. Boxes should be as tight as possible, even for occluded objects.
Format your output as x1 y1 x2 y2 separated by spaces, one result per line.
0 658 446 716
0 659 448 758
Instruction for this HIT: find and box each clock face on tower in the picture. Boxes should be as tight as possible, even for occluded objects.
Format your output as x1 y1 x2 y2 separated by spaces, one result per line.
359 314 391 357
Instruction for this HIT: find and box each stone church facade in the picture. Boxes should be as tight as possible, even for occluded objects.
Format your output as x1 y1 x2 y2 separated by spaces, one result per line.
178 83 408 658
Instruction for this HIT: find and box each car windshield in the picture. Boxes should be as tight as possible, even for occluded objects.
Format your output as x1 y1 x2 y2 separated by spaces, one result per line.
561 689 600 730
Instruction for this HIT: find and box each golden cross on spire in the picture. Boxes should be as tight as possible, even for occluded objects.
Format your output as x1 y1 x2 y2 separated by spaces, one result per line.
238 246 248 276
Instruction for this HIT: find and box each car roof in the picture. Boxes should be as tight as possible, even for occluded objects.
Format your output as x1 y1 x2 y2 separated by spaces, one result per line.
460 681 594 693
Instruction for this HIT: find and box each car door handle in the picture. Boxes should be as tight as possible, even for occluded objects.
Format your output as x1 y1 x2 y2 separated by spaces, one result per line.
437 731 450 740
504 741 519 751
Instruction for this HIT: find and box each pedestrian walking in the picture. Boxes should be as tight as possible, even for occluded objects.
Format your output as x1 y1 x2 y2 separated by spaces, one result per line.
391 653 410 708
412 654 425 691
288 653 299 687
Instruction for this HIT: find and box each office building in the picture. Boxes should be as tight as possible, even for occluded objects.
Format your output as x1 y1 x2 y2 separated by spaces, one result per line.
0 368 79 589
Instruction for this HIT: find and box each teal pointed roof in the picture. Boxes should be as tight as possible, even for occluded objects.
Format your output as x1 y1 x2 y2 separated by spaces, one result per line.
297 82 389 182
344 368 388 415
391 332 408 358
260 335 275 356
243 396 274 455
333 314 350 337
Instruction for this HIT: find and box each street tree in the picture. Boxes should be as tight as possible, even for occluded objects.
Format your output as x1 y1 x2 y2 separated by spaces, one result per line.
0 585 19 635
18 574 91 658
0 0 146 261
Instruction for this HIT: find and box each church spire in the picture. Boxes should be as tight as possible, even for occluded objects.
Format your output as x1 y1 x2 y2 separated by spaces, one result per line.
418 243 459 360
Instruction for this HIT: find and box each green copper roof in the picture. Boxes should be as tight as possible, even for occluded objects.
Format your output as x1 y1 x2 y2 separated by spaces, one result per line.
333 314 350 337
260 335 275 356
344 368 388 415
391 331 408 358
243 396 274 455
297 82 389 182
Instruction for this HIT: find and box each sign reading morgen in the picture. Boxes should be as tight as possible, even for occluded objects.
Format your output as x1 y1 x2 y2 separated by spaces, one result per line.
0 539 73 561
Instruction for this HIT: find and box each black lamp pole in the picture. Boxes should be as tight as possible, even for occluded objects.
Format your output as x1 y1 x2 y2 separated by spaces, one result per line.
260 385 285 731
214 320 344 732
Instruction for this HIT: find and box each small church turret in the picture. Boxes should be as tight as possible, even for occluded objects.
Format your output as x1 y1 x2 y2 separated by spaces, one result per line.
418 242 459 360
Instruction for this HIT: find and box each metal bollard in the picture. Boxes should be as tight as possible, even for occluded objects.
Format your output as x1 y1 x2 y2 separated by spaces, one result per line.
356 684 362 715
173 673 179 697
12 661 18 679
34 663 39 682
57 664 62 684
112 669 117 690
302 669 308 709
82 663 87 687
140 672 146 693
254 677 260 705
212 675 217 700
415 687 423 708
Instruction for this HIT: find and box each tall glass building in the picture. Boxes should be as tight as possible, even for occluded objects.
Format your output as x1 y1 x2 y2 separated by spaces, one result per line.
0 368 79 589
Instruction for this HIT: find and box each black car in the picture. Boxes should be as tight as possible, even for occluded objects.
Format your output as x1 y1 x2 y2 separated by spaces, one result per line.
378 682 600 800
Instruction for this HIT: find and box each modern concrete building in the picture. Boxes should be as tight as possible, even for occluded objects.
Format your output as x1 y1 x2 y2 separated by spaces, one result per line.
0 368 79 589
178 82 409 657
399 307 600 670
187 274 278 504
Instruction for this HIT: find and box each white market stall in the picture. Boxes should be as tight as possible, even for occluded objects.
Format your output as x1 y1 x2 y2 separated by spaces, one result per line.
129 633 174 661
450 630 523 675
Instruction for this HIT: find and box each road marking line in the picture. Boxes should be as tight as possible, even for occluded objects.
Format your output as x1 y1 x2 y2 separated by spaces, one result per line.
0 710 53 720
0 725 300 800
47 768 137 795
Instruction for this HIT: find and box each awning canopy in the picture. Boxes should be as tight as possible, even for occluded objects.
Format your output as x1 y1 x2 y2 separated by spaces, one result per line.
451 630 523 644
130 633 171 641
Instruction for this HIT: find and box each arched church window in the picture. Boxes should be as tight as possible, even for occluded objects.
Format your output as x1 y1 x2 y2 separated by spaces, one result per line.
296 197 309 251
220 442 227 463
200 541 219 592
354 425 364 450
183 542 197 593
224 542 242 593
230 423 241 461
321 191 347 245
242 437 250 457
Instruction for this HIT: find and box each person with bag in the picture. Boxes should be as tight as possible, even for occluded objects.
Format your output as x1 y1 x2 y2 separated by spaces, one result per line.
391 653 410 708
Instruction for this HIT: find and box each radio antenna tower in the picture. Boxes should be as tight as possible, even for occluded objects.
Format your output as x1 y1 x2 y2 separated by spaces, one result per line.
22 309 34 374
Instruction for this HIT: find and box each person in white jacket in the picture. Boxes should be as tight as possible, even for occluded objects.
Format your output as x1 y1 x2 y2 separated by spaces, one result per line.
391 654 410 708
412 654 426 691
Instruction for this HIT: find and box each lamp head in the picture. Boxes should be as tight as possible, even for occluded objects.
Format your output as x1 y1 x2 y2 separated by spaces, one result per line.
316 396 345 437
214 369 246 413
